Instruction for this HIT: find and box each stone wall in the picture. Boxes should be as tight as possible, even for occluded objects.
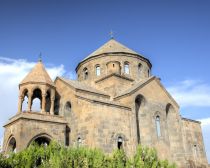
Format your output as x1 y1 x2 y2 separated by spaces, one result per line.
55 78 135 155
76 53 151 85
182 118 208 167
3 112 67 152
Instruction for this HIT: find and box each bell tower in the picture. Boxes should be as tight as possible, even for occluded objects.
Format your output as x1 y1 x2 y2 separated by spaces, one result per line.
3 59 67 153
17 59 55 114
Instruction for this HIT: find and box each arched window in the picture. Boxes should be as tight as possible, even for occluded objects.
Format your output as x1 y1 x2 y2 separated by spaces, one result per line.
77 137 82 147
138 63 142 75
117 136 123 149
83 68 88 80
64 101 71 117
124 62 129 74
95 65 100 76
148 69 150 77
193 144 198 157
155 116 161 137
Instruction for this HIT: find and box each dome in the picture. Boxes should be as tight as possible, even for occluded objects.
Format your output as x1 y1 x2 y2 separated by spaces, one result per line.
76 39 151 72
83 39 139 61
20 60 54 86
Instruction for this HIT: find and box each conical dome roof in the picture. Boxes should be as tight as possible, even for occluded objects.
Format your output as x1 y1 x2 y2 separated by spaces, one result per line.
76 38 152 71
20 60 54 86
84 39 139 60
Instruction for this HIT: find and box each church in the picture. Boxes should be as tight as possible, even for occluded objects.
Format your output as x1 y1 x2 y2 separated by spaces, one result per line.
2 38 208 167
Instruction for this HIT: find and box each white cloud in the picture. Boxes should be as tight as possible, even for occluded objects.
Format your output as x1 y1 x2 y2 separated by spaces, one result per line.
0 57 68 139
167 80 210 107
167 80 210 163
199 117 210 126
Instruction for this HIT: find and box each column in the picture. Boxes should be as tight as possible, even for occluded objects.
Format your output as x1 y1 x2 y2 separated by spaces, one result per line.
41 93 46 113
50 90 55 115
17 96 23 113
50 99 55 115
27 93 32 112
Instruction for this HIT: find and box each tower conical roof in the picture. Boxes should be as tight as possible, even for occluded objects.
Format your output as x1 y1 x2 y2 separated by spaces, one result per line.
84 39 139 60
20 60 54 86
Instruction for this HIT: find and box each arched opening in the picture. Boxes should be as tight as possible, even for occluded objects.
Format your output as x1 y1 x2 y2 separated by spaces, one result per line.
117 136 123 149
124 62 130 74
45 90 51 113
155 116 161 137
34 136 51 146
31 98 41 111
95 65 101 76
28 134 52 147
7 137 16 153
26 134 51 167
135 95 145 144
54 92 61 115
166 103 174 119
83 68 88 80
138 63 142 76
22 89 29 112
64 101 71 118
166 103 180 152
31 88 42 112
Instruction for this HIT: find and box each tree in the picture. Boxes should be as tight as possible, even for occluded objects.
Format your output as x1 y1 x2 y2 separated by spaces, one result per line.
0 142 176 168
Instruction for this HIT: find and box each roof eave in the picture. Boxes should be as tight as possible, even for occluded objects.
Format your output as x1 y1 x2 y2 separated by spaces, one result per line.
75 52 152 72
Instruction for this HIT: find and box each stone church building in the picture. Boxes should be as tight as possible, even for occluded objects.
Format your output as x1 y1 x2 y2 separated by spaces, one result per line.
2 39 209 167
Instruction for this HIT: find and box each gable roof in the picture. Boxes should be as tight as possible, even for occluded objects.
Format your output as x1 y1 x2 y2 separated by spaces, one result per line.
95 73 134 84
56 77 109 97
114 76 179 108
115 76 155 98
20 60 54 86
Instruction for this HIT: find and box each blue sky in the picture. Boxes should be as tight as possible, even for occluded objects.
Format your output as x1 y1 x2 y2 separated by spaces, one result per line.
0 0 210 162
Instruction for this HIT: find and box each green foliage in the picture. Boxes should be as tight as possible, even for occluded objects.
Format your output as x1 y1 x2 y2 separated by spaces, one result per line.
0 142 176 168
0 153 11 168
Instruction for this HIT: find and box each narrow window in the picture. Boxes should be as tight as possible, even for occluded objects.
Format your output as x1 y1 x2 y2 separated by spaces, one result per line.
96 65 100 76
155 116 161 137
138 63 142 75
83 68 88 80
77 137 82 147
65 126 70 146
124 62 129 74
148 69 150 77
194 145 198 157
117 136 123 149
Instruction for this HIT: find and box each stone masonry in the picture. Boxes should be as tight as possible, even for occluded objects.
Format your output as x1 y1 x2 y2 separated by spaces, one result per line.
2 38 209 168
